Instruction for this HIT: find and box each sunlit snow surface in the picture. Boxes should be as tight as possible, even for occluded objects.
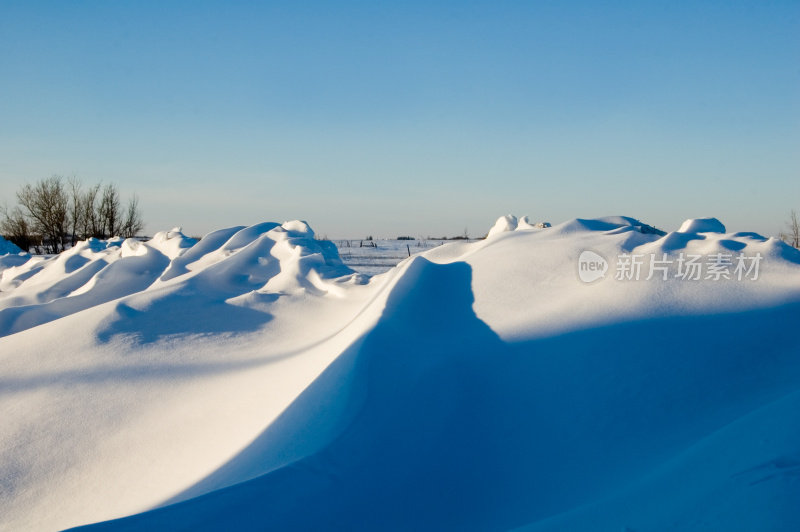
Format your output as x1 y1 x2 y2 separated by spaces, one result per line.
1 216 799 531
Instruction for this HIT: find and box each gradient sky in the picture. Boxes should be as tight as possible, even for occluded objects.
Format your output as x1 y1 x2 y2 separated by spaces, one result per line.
1 1 798 238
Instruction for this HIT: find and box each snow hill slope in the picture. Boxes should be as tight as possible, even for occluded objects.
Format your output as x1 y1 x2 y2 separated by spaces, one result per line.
1 216 800 531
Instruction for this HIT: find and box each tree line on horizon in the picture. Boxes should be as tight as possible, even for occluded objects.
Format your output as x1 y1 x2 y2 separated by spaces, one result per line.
1 176 144 254
782 210 800 249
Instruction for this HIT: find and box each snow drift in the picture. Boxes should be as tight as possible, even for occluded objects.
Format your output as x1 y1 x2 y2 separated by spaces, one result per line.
1 216 799 531
0 223 357 338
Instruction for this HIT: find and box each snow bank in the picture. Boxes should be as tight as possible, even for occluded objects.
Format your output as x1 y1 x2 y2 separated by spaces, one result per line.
0 221 358 337
0 237 29 287
1 216 799 531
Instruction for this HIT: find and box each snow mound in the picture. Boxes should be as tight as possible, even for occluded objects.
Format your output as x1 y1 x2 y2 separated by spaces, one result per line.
487 214 519 237
146 227 197 259
0 248 31 290
0 221 357 338
546 216 664 237
1 215 799 531
486 214 551 238
678 217 726 233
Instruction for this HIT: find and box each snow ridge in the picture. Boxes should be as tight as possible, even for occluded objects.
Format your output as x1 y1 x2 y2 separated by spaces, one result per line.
0 221 359 338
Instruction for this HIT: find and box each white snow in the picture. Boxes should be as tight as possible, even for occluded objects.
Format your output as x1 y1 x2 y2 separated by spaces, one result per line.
487 213 519 237
1 216 799 531
678 216 727 233
486 214 551 238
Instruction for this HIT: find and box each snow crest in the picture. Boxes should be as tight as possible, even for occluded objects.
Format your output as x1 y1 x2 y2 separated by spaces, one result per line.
0 221 358 337
678 217 726 234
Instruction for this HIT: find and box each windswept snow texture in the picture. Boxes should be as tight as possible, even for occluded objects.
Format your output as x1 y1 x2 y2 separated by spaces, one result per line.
2 216 800 531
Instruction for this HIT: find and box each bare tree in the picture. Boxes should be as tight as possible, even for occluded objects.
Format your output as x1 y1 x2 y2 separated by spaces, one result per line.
6 177 145 251
783 210 800 248
121 194 144 238
82 183 102 238
16 176 69 253
0 204 32 252
99 183 121 238
67 177 83 246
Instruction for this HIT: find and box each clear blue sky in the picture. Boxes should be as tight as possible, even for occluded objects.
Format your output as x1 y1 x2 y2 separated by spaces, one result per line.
1 1 798 238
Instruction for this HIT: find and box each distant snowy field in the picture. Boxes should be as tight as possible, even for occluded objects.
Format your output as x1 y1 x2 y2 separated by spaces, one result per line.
335 238 454 275
1 216 799 531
